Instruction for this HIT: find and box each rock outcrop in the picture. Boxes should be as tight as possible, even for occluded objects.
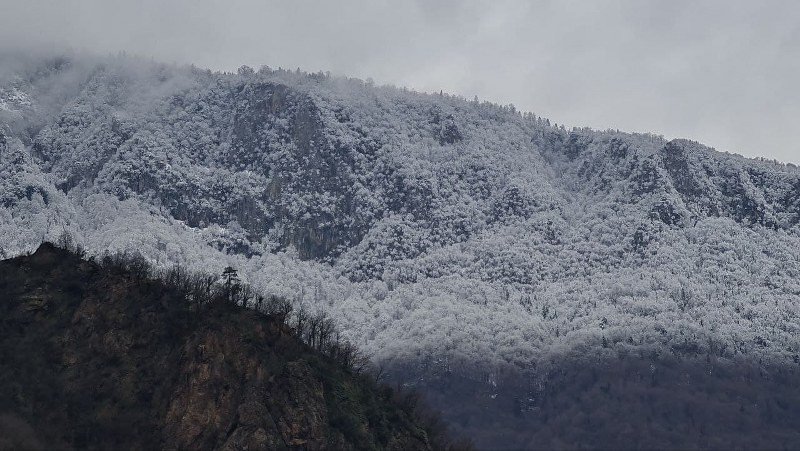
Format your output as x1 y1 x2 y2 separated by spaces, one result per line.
0 244 441 450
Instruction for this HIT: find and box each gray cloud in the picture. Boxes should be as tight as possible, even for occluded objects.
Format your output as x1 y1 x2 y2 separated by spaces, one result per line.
1 0 798 162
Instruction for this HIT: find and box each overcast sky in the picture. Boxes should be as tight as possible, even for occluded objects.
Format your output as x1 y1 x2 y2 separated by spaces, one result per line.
2 0 798 163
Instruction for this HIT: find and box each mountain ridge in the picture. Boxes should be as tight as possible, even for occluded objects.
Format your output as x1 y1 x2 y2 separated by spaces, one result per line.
0 242 460 450
2 53 800 448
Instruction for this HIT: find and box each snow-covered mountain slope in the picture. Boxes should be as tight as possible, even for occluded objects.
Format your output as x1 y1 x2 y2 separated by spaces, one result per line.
2 54 800 447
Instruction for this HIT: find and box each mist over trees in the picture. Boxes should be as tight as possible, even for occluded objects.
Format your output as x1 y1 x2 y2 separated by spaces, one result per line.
2 52 800 447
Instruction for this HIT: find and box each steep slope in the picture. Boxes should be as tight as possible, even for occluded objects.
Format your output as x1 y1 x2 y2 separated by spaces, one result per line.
0 131 77 256
537 130 800 230
0 243 447 450
2 53 800 448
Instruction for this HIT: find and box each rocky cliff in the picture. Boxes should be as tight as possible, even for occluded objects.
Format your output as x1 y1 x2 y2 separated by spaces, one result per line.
0 243 451 450
3 53 800 449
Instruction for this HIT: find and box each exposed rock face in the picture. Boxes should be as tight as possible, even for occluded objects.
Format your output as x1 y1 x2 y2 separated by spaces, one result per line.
3 54 800 449
538 130 799 230
0 244 434 450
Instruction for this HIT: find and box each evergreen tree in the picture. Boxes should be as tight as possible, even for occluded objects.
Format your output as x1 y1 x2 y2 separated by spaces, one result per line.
222 266 241 302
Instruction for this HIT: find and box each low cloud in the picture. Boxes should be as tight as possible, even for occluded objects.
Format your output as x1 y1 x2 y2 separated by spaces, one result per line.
1 0 798 162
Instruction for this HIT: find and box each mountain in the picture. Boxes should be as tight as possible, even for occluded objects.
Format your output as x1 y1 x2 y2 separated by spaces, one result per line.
0 243 457 450
2 53 800 448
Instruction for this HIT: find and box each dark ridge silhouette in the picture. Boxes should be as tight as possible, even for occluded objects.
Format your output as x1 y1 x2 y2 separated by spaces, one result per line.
0 242 470 450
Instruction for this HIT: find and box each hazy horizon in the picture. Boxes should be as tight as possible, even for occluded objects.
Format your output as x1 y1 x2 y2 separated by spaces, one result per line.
2 0 798 163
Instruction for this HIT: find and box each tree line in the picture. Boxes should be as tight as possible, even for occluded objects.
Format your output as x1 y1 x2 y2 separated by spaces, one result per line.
53 231 369 373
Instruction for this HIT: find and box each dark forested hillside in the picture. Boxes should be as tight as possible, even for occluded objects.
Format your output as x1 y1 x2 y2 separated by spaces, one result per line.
2 53 800 448
0 243 457 450
418 351 800 449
